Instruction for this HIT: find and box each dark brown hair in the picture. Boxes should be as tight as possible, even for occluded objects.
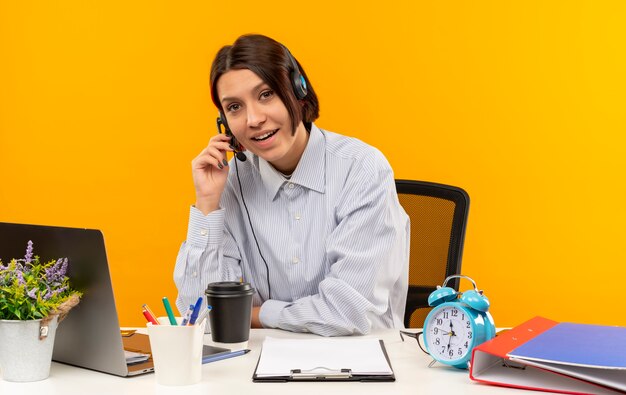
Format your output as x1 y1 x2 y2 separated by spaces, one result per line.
210 34 319 134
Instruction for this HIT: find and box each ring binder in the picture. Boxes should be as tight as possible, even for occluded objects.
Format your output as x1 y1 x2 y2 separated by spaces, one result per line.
290 368 352 380
470 316 626 394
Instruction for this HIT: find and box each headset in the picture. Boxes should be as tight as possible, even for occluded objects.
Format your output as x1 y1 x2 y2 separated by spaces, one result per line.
214 45 307 300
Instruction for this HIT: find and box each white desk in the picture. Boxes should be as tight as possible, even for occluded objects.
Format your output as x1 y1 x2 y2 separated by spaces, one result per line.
1 329 526 395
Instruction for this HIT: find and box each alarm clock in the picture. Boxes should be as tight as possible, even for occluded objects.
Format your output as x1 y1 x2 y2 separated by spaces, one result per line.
423 274 496 369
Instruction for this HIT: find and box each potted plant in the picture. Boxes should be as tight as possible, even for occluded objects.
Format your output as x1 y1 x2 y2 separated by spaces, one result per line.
0 240 81 382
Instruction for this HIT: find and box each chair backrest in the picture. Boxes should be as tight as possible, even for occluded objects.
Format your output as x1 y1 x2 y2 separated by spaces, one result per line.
396 179 470 328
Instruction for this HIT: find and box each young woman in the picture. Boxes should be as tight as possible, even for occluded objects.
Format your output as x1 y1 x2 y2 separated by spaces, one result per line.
174 34 409 336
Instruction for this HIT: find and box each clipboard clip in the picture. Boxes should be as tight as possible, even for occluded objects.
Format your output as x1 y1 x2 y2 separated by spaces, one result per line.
290 367 352 380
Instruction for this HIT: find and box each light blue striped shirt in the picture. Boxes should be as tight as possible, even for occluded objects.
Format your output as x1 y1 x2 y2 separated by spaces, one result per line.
174 124 409 336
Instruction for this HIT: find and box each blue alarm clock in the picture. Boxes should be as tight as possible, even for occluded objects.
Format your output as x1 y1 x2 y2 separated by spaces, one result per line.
423 275 496 369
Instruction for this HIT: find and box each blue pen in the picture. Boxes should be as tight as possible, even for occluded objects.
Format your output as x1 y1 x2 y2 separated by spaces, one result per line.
188 296 204 325
180 304 194 326
202 349 250 364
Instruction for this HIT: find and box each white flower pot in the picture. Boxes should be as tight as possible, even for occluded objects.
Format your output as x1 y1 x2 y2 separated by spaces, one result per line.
0 315 58 382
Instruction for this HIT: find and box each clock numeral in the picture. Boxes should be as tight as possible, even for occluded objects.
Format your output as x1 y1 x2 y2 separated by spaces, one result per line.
441 346 445 354
464 341 469 348
468 331 473 339
461 313 465 320
436 318 443 325
458 348 463 356
443 312 449 319
448 349 454 357
433 327 438 335
466 321 471 329
435 338 440 345
451 309 458 317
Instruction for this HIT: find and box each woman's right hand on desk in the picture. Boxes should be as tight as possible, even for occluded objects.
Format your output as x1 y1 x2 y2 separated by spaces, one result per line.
192 134 233 215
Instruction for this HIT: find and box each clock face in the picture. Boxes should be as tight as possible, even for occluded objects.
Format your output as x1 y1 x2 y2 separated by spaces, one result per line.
425 305 475 362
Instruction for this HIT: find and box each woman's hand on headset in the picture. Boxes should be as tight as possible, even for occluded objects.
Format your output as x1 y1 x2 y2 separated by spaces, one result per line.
191 134 234 215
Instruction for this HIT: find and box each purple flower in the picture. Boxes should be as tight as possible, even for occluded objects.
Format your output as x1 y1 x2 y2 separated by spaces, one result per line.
24 240 34 264
27 288 38 300
44 287 53 300
15 269 25 285
45 257 68 284
59 257 68 277
50 286 67 298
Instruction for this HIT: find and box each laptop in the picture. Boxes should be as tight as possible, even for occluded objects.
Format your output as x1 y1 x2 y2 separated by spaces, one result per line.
0 222 156 376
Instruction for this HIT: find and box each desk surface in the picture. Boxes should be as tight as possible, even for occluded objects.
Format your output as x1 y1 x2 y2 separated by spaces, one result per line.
1 328 532 395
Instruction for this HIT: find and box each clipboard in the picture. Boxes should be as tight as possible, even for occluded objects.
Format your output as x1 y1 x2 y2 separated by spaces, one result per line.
252 337 395 382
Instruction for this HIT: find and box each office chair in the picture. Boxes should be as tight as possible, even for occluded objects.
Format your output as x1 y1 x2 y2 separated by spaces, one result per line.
396 180 470 328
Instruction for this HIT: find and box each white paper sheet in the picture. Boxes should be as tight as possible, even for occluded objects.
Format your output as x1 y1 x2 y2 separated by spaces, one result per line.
254 337 393 378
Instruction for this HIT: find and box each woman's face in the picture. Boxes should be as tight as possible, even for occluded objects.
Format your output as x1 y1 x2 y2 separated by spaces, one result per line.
217 68 308 174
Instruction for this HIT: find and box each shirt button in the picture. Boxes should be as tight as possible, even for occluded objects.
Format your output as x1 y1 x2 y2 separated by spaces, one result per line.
288 183 295 189
200 229 208 236
295 213 301 220
292 257 300 264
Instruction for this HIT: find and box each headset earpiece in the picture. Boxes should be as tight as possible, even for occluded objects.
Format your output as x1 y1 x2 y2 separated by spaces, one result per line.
291 71 307 100
284 47 307 100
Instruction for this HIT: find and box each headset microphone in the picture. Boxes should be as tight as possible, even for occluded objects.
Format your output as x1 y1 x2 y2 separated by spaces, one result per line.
235 150 247 162
216 114 246 162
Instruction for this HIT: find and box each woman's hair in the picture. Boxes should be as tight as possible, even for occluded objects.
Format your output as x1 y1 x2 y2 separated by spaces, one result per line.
210 34 319 134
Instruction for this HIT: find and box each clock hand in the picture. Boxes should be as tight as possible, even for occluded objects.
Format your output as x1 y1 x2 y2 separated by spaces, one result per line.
449 320 456 337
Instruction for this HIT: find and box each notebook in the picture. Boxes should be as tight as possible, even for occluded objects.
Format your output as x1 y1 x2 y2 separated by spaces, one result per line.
0 222 154 376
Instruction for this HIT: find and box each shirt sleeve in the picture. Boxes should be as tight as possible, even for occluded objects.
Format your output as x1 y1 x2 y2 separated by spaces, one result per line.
173 205 242 316
259 151 410 336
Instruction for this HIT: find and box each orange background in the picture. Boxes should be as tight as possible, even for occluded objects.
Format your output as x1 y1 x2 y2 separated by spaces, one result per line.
1 1 625 327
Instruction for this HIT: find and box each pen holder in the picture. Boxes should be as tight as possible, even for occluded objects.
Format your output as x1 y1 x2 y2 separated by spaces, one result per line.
147 317 204 386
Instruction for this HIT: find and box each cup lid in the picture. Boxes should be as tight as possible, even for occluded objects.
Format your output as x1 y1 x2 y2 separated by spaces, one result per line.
205 281 256 297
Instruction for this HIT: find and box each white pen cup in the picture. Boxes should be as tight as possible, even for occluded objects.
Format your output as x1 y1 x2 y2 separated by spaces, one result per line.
147 317 204 386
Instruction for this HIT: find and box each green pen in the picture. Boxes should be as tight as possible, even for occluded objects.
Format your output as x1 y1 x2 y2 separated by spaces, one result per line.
162 296 177 325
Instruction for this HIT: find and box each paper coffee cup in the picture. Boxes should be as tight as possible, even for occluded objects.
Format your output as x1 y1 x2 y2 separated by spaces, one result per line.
205 282 255 348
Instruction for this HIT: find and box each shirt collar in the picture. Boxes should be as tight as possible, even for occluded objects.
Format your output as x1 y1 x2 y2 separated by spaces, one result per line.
258 123 326 200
